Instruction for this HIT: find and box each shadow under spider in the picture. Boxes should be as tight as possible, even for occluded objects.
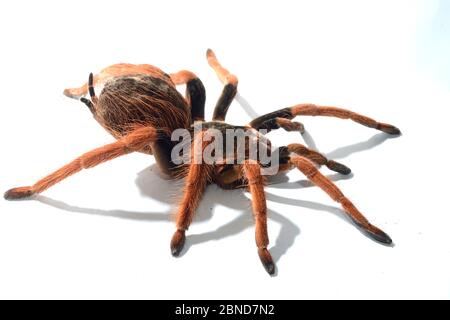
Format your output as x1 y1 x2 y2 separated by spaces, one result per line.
35 168 341 266
36 163 362 269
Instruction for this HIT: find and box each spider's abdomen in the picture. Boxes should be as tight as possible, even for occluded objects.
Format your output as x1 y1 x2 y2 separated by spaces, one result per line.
94 74 190 139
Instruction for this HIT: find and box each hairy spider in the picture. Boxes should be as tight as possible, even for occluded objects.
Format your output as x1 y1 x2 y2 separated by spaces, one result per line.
4 49 400 275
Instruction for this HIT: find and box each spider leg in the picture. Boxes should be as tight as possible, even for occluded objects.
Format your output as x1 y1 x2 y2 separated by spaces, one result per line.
250 104 400 135
87 73 98 104
207 49 238 121
282 144 351 175
242 160 275 275
170 131 213 256
4 127 157 200
80 97 94 113
289 155 392 244
170 70 206 122
275 118 305 133
251 116 306 134
75 74 98 113
213 141 351 189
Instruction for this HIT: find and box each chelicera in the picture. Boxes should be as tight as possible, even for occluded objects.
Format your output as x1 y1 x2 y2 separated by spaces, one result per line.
4 49 400 275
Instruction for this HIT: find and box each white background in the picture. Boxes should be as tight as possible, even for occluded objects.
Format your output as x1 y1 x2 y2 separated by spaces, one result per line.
0 0 449 299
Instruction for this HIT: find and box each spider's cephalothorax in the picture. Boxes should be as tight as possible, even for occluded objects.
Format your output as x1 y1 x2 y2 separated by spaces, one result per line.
4 49 401 275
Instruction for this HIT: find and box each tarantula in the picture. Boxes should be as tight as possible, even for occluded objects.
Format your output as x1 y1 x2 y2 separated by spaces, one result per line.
4 49 400 275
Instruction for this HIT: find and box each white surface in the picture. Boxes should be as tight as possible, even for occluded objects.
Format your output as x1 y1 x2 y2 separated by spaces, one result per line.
0 0 449 299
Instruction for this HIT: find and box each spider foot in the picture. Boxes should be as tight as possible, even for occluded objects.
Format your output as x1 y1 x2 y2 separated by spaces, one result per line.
170 229 186 257
4 187 35 200
326 160 351 175
258 248 276 275
362 224 393 245
377 123 401 135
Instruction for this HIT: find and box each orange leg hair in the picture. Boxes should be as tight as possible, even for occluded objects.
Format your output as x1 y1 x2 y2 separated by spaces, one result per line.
169 70 198 85
4 126 157 200
242 160 275 275
206 49 238 86
275 117 305 134
250 104 400 135
289 155 392 244
207 49 239 121
291 104 401 134
170 132 213 256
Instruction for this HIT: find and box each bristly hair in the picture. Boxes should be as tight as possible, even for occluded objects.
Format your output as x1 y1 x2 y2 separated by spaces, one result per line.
94 75 190 141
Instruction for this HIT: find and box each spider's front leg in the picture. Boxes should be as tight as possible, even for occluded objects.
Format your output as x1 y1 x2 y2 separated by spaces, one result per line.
170 162 213 256
278 143 351 175
250 104 401 135
242 160 275 275
4 126 158 200
170 132 213 256
289 155 392 244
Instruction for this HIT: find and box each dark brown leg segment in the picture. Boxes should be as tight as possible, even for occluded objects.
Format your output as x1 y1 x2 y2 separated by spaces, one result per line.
251 117 305 134
150 134 181 178
243 160 275 275
79 73 97 112
213 83 237 121
207 49 239 121
170 70 206 122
